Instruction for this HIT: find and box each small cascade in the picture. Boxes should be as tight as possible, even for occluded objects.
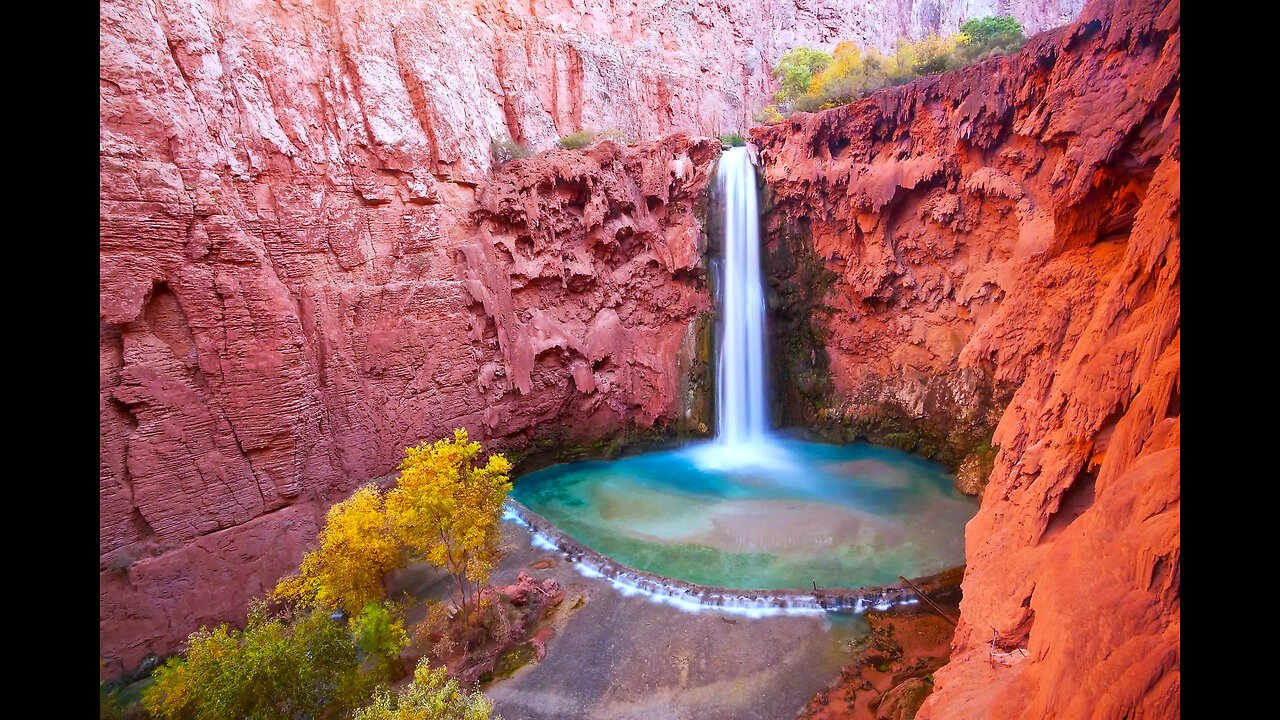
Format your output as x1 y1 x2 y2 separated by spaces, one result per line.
503 502 934 618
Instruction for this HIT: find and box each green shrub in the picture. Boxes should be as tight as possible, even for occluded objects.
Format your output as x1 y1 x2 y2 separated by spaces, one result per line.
772 47 832 104
354 658 497 720
557 129 597 149
557 128 635 150
960 16 1025 50
718 133 746 147
352 602 409 677
957 16 1026 62
143 601 383 720
490 136 531 167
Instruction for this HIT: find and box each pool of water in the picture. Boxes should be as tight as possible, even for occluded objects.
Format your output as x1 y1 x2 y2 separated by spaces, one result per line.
511 438 977 591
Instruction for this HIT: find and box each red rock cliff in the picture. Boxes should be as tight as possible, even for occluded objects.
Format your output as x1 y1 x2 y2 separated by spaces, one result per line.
100 0 1090 683
101 0 1083 180
100 97 718 676
750 0 1178 716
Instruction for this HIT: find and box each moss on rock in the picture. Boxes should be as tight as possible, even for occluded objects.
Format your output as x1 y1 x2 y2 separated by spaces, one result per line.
954 441 999 496
763 216 838 429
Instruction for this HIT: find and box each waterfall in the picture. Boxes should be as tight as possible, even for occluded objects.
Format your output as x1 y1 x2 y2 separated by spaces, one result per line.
689 144 793 472
715 146 770 448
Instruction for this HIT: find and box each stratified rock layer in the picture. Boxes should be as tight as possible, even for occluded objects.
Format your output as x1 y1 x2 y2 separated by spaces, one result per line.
750 0 1179 716
101 0 1084 183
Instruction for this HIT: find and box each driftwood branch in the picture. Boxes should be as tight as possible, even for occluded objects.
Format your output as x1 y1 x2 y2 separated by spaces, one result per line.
898 575 958 626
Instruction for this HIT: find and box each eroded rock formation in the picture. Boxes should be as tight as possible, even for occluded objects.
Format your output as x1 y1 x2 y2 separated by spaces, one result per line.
751 0 1179 715
100 112 718 674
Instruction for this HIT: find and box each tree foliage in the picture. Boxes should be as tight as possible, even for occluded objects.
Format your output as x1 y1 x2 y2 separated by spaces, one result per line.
275 429 512 628
958 15 1026 60
489 135 531 168
798 41 890 111
893 32 970 77
386 429 512 621
758 16 1026 121
772 46 832 103
275 484 402 616
354 658 498 720
143 602 376 720
352 602 410 678
142 430 513 719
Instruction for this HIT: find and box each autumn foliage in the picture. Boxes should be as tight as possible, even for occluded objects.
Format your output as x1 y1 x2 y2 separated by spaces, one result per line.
276 484 402 616
143 430 511 719
756 16 1026 121
387 430 513 622
275 429 512 624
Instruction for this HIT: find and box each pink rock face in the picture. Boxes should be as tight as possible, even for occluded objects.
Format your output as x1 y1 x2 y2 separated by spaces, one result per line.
750 0 1179 716
99 0 1088 682
100 45 719 676
100 0 1083 182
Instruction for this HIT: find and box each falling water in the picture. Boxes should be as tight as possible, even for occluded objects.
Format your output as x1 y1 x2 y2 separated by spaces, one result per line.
508 145 978 604
708 146 779 465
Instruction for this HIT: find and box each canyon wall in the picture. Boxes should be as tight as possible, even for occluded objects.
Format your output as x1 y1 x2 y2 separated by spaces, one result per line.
100 16 721 670
750 0 1179 716
101 0 1083 182
100 127 718 675
100 0 1087 681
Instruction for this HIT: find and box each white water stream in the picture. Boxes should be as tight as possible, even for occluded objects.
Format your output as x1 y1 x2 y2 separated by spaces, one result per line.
693 146 792 471
715 146 770 446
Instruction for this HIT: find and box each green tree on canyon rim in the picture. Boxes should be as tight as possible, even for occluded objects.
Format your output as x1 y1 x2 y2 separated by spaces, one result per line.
757 15 1025 120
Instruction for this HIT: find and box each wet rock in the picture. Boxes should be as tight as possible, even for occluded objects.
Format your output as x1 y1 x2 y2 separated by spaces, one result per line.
872 677 933 720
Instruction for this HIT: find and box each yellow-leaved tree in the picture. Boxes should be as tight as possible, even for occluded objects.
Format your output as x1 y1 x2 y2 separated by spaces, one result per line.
275 484 402 616
385 429 512 624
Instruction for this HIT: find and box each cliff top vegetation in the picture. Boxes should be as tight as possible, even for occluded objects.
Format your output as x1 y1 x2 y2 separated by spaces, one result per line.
756 15 1027 122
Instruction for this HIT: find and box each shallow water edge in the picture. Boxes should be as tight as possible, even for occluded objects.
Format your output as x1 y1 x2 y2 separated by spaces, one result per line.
503 500 963 619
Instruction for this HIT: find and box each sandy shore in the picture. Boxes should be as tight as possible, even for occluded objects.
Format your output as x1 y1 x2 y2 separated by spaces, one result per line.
429 519 874 720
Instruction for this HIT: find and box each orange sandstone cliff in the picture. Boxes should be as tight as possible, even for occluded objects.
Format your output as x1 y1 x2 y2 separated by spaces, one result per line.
751 0 1179 715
